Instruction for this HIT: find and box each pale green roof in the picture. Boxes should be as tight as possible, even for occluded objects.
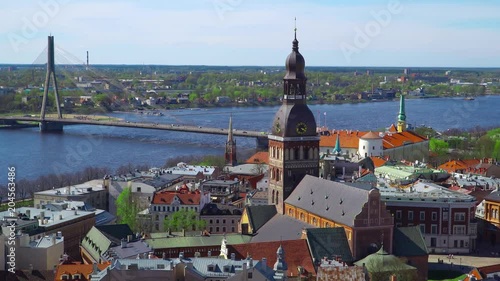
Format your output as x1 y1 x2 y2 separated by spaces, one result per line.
81 226 112 262
354 247 416 273
146 234 252 249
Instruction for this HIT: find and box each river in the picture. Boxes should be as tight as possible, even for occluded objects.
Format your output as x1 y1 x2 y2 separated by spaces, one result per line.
1 96 499 180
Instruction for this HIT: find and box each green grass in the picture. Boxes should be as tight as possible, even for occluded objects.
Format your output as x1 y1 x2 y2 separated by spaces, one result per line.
428 270 466 281
0 199 34 212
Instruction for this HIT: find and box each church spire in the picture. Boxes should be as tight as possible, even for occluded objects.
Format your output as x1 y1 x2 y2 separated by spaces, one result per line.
333 134 342 155
225 114 237 166
397 94 406 132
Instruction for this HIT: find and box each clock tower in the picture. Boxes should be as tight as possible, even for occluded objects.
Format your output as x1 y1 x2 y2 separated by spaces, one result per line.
268 27 319 214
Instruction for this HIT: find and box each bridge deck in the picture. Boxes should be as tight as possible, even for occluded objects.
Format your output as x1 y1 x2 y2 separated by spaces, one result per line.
0 116 266 138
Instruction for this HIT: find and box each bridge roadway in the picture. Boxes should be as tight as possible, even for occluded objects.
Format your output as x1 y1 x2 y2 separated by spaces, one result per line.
0 116 266 138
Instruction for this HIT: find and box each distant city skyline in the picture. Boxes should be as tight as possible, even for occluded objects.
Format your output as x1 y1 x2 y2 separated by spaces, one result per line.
1 0 499 67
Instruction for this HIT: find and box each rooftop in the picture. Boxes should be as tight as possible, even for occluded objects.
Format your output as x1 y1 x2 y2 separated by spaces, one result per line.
146 233 252 250
35 179 106 196
377 179 476 203
164 163 217 176
151 190 202 205
0 207 94 228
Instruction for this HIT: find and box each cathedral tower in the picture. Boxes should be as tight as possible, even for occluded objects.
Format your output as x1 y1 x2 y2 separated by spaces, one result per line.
268 26 319 214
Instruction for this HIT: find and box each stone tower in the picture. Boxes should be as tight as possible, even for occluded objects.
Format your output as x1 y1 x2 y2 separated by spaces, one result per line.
268 27 319 214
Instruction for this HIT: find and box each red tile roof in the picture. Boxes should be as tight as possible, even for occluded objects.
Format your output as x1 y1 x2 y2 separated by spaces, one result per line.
152 190 201 205
246 151 269 164
388 124 398 132
55 262 111 281
438 159 481 173
229 239 316 276
479 264 500 275
382 131 427 149
320 130 367 149
463 268 483 281
370 156 387 168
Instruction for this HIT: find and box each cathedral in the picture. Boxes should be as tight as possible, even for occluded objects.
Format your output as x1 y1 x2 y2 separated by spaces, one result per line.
267 29 320 214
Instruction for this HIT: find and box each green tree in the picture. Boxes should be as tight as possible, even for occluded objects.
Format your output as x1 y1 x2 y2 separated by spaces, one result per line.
429 138 449 156
163 209 207 231
116 186 139 231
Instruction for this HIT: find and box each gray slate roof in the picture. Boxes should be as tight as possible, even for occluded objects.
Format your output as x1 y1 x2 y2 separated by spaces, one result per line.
246 205 277 233
250 214 311 243
304 227 354 263
393 226 428 257
285 175 371 227
485 190 500 203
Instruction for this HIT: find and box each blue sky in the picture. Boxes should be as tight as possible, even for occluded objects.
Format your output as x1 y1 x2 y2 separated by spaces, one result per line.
1 0 499 67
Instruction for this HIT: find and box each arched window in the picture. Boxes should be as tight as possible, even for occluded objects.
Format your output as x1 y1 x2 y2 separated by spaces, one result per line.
272 190 275 204
276 191 279 205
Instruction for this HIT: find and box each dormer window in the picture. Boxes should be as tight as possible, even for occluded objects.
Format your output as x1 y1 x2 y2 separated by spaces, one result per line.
61 274 69 280
73 274 81 279
207 264 215 272
223 265 231 272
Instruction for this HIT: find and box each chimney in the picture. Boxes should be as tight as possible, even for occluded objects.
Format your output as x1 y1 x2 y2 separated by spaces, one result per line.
182 228 186 237
261 258 267 270
20 233 30 247
92 262 99 275
51 234 56 245
121 238 127 248
57 231 62 238
127 234 133 242
74 210 78 215
59 214 63 221
162 252 167 260
207 251 212 257
26 209 31 218
148 252 153 259
179 252 184 259
391 275 397 281
230 253 235 260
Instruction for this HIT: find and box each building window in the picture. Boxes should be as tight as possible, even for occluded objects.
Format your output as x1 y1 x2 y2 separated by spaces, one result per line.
443 212 449 221
248 272 253 279
453 225 466 235
216 219 219 224
432 212 437 221
408 211 414 221
232 227 235 232
431 224 438 234
454 212 465 222
443 227 448 234
396 210 402 220
420 211 425 221
222 227 226 232
419 224 425 234
210 219 213 224
222 219 226 224
216 227 220 232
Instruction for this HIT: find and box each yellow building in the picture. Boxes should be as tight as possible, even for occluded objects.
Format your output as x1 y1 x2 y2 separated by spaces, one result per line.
484 190 500 245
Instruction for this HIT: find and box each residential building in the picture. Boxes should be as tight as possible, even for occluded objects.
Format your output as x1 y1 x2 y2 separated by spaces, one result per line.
200 203 242 234
14 232 64 270
54 262 111 281
439 158 500 178
201 179 240 203
0 207 95 260
482 189 500 246
164 162 221 182
80 224 150 264
34 179 108 211
378 179 477 254
284 175 394 260
146 189 210 232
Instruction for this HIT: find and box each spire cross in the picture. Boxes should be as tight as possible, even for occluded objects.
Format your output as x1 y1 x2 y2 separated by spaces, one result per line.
294 17 297 39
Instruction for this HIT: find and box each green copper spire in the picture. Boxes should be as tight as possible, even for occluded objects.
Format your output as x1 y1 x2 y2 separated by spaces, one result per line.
333 134 342 155
398 94 406 121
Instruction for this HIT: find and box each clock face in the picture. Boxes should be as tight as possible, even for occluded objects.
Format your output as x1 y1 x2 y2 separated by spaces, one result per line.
296 122 307 135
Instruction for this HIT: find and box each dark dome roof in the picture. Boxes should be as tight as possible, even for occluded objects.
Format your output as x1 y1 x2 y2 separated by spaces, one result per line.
284 37 306 80
272 103 316 138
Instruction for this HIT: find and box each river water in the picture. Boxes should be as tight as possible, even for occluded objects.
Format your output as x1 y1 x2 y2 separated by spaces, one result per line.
1 96 499 180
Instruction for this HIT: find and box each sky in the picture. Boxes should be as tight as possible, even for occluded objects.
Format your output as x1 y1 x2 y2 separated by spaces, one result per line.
1 0 499 67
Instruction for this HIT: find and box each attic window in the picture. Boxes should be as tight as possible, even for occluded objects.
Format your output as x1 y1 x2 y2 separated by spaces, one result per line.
298 196 301 201
342 210 345 216
326 206 330 211
207 264 215 272
223 265 231 272
325 195 329 199
73 274 81 279
61 275 69 280
339 199 343 204
311 200 315 205
310 189 313 195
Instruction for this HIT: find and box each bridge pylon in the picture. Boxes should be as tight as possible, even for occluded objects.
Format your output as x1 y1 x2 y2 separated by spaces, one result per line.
40 36 63 132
